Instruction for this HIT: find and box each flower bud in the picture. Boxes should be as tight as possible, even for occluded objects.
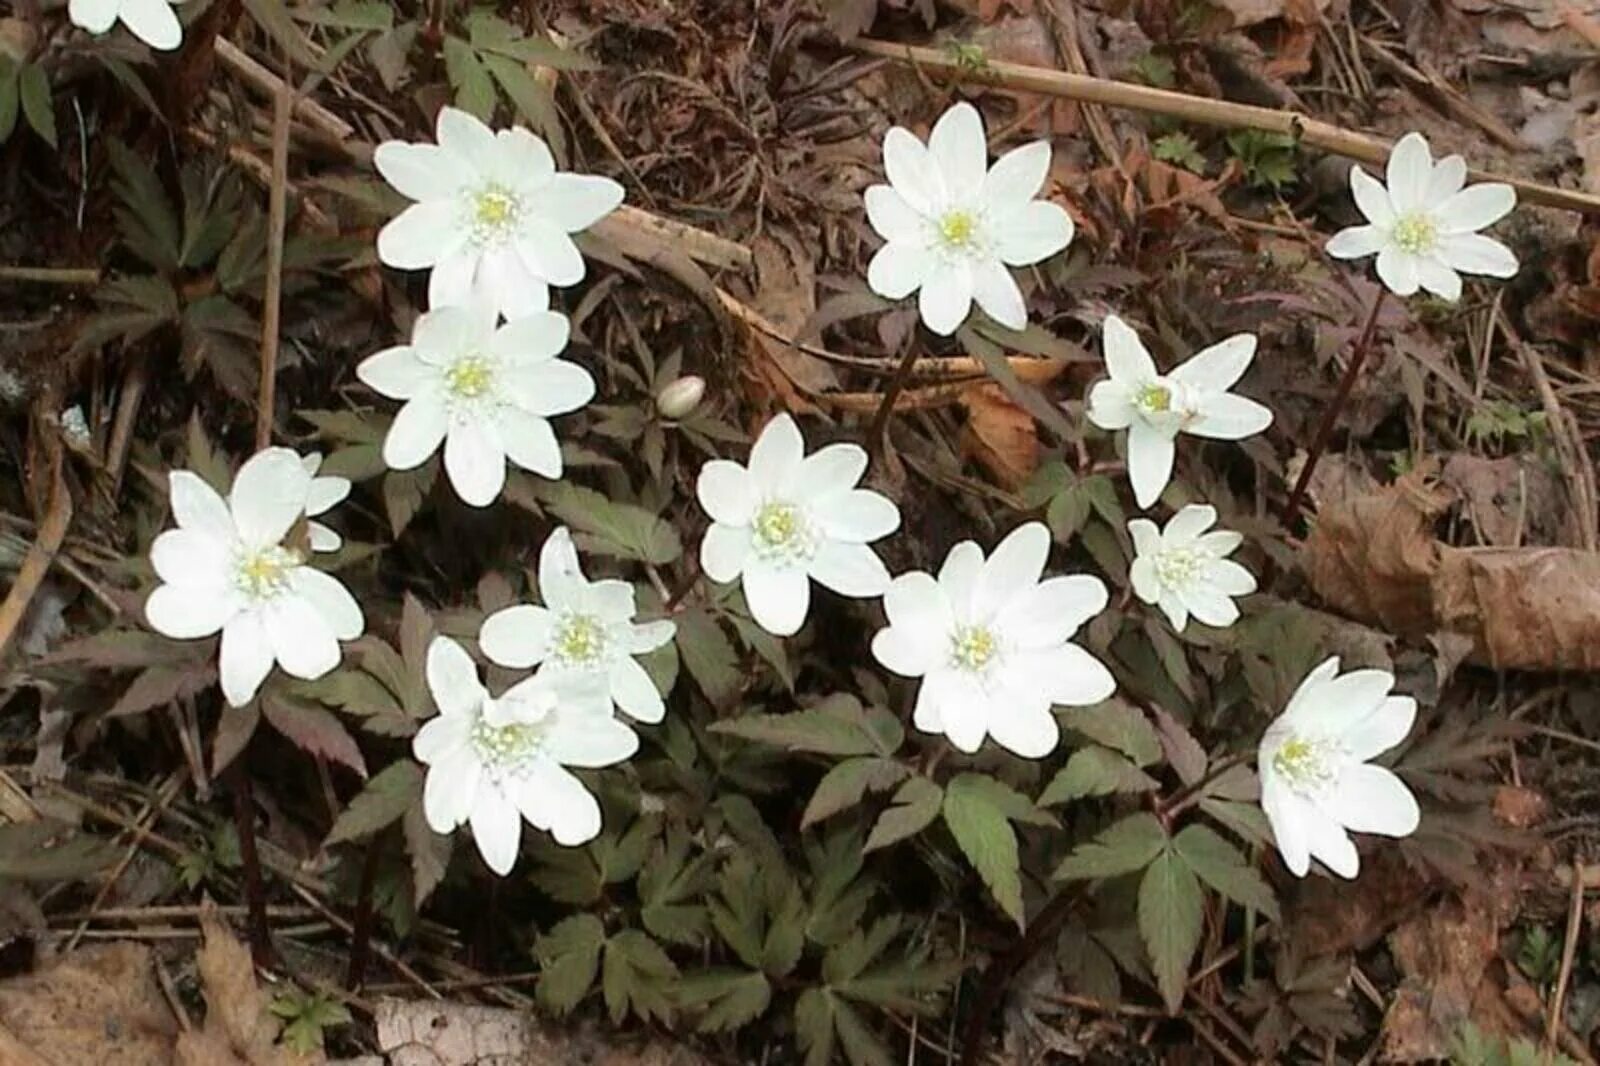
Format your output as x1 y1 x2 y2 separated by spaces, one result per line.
655 375 705 420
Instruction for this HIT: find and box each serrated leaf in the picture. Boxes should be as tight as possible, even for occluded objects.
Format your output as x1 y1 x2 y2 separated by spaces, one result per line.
1138 847 1203 1013
211 704 259 777
242 0 321 66
728 614 796 691
802 757 908 829
298 408 386 445
638 830 710 946
1173 823 1278 920
677 969 771 1032
1054 812 1167 880
711 695 901 757
107 141 179 271
833 994 894 1066
795 987 836 1066
1058 700 1162 766
402 803 450 905
602 929 678 1024
261 693 367 778
0 62 18 143
536 480 681 564
325 761 422 846
1154 706 1207 785
468 15 599 69
675 608 739 707
1199 797 1273 848
42 629 203 670
109 663 216 717
383 462 436 537
1039 746 1159 805
863 776 941 852
535 913 604 1014
529 837 603 905
942 773 1028 928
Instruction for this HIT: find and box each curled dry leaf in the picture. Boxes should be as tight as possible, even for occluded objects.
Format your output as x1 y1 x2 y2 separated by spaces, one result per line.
0 942 176 1065
1302 473 1600 671
961 383 1041 490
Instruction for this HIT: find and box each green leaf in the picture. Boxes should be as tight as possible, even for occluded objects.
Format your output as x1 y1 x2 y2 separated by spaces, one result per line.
467 13 599 68
529 837 604 905
802 757 908 829
711 695 902 757
795 987 836 1066
296 0 393 29
863 776 941 853
674 608 739 707
1038 745 1159 805
325 761 422 846
0 61 19 143
383 462 436 537
481 52 555 132
0 823 115 881
17 63 51 147
602 929 678 1024
1172 823 1278 921
638 830 710 946
1058 700 1162 766
677 969 772 1032
728 613 796 691
536 481 682 564
833 995 895 1066
535 913 604 1014
1199 797 1273 848
402 803 450 905
1138 847 1204 1013
1054 812 1167 880
941 773 1028 928
443 36 496 120
261 693 367 778
242 0 321 68
107 141 179 271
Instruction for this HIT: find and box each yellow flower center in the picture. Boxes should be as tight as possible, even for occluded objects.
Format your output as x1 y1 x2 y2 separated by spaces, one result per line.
1154 546 1203 591
950 625 998 672
1271 734 1338 794
938 210 979 249
1392 213 1437 255
552 614 607 665
1136 383 1173 414
234 545 302 600
755 503 798 547
446 355 494 399
470 717 546 777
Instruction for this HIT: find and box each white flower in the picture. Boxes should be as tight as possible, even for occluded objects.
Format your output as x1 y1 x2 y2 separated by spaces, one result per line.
374 107 624 322
300 453 350 554
69 0 183 51
1128 504 1256 632
1087 314 1273 510
1258 657 1420 879
871 522 1114 758
696 414 899 637
413 636 634 875
865 101 1074 336
1326 132 1517 301
357 304 594 507
60 405 90 446
145 448 364 707
479 527 676 724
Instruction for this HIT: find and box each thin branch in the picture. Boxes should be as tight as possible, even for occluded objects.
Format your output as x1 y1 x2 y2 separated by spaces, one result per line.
256 75 292 451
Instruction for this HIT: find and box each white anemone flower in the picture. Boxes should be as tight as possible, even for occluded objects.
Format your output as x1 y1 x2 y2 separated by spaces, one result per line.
70 0 184 51
300 453 350 554
1259 657 1421 879
479 527 676 724
696 413 899 637
1128 504 1255 632
1325 132 1517 301
414 637 634 875
871 522 1114 758
357 304 594 507
145 448 364 707
374 107 624 321
1087 314 1273 510
865 101 1075 336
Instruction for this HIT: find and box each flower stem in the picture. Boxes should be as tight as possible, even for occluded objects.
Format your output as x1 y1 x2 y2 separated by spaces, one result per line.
868 329 921 460
345 832 385 991
228 763 275 968
1279 289 1387 531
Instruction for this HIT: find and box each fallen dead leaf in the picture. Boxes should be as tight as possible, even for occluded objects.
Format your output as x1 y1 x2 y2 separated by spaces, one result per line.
1381 895 1507 1061
0 942 177 1066
375 999 714 1066
1302 473 1600 671
961 384 1040 490
1440 452 1569 548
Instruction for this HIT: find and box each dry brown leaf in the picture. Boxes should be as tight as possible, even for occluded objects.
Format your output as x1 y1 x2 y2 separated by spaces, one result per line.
960 384 1040 490
1382 896 1507 1061
0 942 177 1066
747 236 837 395
1302 473 1600 671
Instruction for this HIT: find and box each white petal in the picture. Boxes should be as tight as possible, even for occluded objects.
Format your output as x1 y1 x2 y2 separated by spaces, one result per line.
119 0 181 49
69 0 119 34
1384 132 1433 214
971 258 1026 330
1427 155 1468 202
1325 224 1385 260
1310 669 1395 728
793 444 867 501
748 413 805 484
264 595 340 680
413 304 491 360
937 541 984 619
481 246 550 321
911 677 943 733
516 221 586 286
1086 379 1135 431
1129 555 1161 604
443 420 506 507
150 529 229 588
492 127 555 186
288 567 363 641
168 470 234 539
412 713 468 766
1436 234 1518 278
928 102 988 201
1304 806 1360 878
489 311 570 366
986 697 1059 759
1376 246 1421 295
383 397 448 470
435 106 499 174
1196 529 1243 557
1207 559 1257 596
697 460 756 525
864 185 925 242
993 201 1074 266
973 522 1049 619
871 622 940 678
1415 258 1462 302
700 523 749 584
1187 393 1273 441
518 764 601 846
538 527 586 610
1261 780 1311 877
626 620 675 654
358 346 434 400
545 714 639 768
997 573 1107 648
982 140 1050 211
479 605 553 669
1163 504 1215 542
428 248 487 313
881 569 954 640
1015 643 1116 706
938 678 992 753
1437 183 1516 233
422 748 478 830
499 357 595 416
882 126 944 214
376 201 462 269
425 635 485 718
145 583 237 639
373 141 472 202
230 447 312 549
306 476 349 519
1101 314 1157 383
808 540 891 598
1127 421 1176 510
217 614 274 708
1330 764 1419 837
1280 656 1343 724
918 261 974 337
867 241 929 301
1181 583 1240 628
469 787 523 875
609 658 665 723
1343 696 1417 762
1348 165 1395 228
498 409 564 479
1158 593 1190 633
812 489 899 543
742 563 811 636
1170 334 1256 392
540 173 623 232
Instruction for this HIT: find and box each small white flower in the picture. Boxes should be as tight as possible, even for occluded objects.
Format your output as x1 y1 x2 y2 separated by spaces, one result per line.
414 636 634 875
69 0 184 50
1087 314 1272 510
865 101 1074 336
374 107 624 322
1259 657 1420 879
871 522 1114 759
479 527 676 724
696 414 899 637
1128 504 1256 632
145 447 364 707
1326 132 1517 301
357 304 594 507
300 453 351 554
60 405 90 446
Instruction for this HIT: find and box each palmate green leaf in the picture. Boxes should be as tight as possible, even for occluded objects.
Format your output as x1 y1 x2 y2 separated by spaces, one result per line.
675 608 739 706
529 837 604 905
1039 745 1159 806
482 52 553 131
536 481 682 564
795 987 836 1066
863 776 941 852
325 760 422 846
1137 847 1204 1013
804 829 875 947
467 13 600 69
261 692 367 778
602 929 678 1024
711 694 902 757
443 35 496 120
402 804 450 905
941 773 1049 929
535 913 605 1014
18 62 53 147
1172 823 1279 920
728 613 796 691
42 628 202 670
299 408 387 446
107 142 179 272
834 994 895 1066
1199 797 1273 849
1054 812 1167 880
802 757 908 829
1058 700 1162 766
677 969 771 1032
638 830 711 946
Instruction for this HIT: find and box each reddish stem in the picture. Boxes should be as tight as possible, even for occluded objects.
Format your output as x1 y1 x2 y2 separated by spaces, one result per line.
229 764 274 968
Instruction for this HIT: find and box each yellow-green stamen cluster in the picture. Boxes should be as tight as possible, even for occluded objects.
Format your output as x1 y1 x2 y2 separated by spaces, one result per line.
469 184 523 246
751 501 815 563
234 545 302 600
470 716 546 779
937 210 978 250
1392 213 1438 255
552 613 607 666
1136 382 1173 414
1271 735 1338 794
446 355 494 399
1154 546 1204 591
950 624 998 673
